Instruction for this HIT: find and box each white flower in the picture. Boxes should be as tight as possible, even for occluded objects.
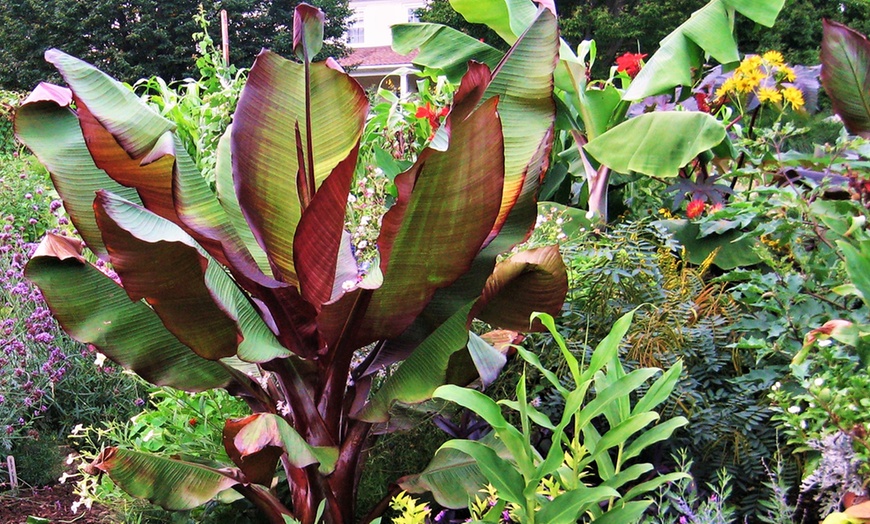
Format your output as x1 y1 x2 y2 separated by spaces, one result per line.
800 420 808 429
535 215 546 226
142 429 155 442
788 405 802 414
71 424 84 435
58 472 72 484
93 352 106 368
341 279 357 292
555 218 563 225
66 453 76 465
348 194 357 203
772 381 781 391
256 374 270 390
360 215 371 225
276 400 291 416
357 240 368 249
818 339 832 347
814 377 824 387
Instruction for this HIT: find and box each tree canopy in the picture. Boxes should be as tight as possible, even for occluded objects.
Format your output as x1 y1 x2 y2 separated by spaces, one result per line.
0 0 352 91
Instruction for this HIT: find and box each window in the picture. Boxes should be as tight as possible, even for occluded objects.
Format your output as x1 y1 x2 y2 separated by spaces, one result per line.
348 13 364 44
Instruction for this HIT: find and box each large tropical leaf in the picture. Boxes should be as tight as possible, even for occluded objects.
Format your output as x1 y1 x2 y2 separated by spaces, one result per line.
821 19 870 138
391 23 504 81
14 83 142 258
474 245 567 330
25 234 243 392
351 9 559 377
355 96 504 344
584 112 726 177
232 50 368 285
448 0 537 45
94 191 241 360
89 448 239 511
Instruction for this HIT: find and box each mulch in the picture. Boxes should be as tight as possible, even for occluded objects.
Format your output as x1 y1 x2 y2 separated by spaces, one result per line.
0 481 116 523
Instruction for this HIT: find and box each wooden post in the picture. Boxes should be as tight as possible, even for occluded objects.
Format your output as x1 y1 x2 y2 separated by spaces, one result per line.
221 10 230 66
7 455 18 493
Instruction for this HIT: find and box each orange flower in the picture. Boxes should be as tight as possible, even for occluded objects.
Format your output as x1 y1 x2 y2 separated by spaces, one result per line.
686 199 706 219
189 417 198 426
415 102 448 129
615 52 648 78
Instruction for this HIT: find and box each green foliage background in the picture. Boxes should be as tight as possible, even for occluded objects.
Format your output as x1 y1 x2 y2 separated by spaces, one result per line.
0 0 352 90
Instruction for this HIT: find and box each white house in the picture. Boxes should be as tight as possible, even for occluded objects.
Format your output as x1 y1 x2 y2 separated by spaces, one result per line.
338 0 424 94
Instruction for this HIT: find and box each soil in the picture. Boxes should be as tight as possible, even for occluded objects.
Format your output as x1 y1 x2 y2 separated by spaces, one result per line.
0 481 116 523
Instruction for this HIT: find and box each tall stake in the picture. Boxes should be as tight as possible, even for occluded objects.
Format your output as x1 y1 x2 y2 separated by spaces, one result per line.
220 10 230 65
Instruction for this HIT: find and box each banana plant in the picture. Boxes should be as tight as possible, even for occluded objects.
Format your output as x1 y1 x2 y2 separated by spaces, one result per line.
16 5 565 523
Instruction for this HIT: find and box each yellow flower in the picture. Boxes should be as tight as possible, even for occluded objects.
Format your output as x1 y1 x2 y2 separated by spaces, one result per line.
782 86 805 109
762 50 785 67
779 66 796 82
738 55 764 74
715 76 736 100
757 87 783 104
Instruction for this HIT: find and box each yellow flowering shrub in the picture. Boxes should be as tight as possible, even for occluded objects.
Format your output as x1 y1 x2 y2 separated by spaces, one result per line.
715 51 805 113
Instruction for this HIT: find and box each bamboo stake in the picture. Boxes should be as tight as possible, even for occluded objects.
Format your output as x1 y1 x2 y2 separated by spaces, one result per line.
221 10 230 65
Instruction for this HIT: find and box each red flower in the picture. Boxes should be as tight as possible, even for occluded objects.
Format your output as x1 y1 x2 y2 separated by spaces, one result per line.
615 52 648 78
189 417 198 426
415 102 448 130
693 93 711 113
686 199 706 219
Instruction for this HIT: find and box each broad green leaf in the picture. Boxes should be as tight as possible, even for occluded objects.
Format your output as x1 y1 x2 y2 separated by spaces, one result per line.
600 463 655 492
576 369 661 429
227 414 337 475
590 412 660 459
584 311 635 383
357 303 474 422
233 50 367 285
654 219 763 269
475 246 568 331
90 448 238 511
26 234 240 392
584 112 726 178
391 23 504 81
622 417 690 462
536 485 621 524
839 242 870 310
633 360 683 415
448 0 537 45
15 83 142 258
725 0 785 27
433 385 529 471
623 471 691 502
398 432 509 509
439 439 526 507
821 19 870 138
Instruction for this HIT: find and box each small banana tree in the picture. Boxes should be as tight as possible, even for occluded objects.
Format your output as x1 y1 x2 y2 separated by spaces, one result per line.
15 4 566 524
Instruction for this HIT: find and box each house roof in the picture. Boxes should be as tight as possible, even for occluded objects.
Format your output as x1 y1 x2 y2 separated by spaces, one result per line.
339 46 418 69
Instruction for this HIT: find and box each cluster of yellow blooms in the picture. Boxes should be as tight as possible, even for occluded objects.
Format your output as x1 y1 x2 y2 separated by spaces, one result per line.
715 51 805 110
